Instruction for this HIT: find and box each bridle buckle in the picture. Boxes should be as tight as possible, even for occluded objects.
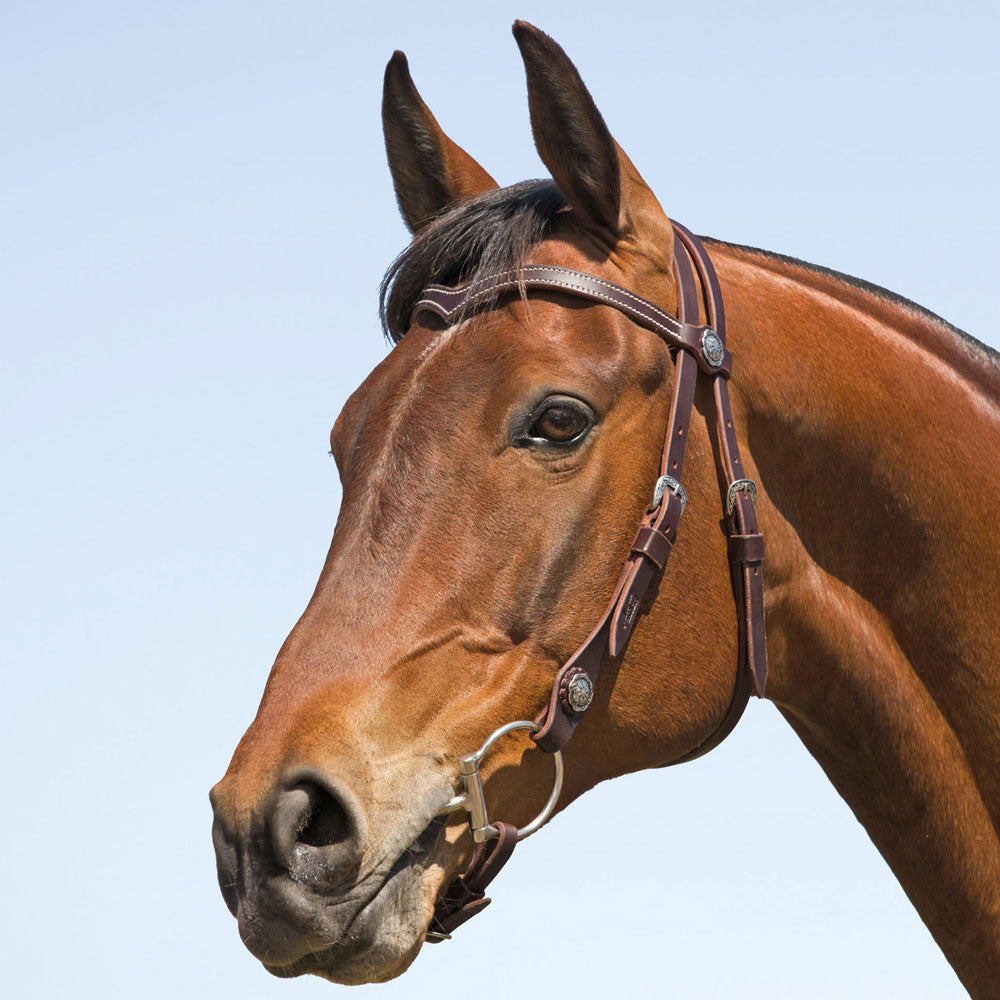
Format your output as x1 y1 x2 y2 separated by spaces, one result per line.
726 478 757 515
652 474 686 513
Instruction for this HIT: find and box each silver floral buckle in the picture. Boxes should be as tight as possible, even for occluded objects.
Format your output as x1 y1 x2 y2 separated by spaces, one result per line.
726 478 757 515
652 474 686 513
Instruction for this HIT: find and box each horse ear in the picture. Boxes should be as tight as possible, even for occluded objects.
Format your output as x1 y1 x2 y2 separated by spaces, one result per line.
382 51 498 233
512 22 671 256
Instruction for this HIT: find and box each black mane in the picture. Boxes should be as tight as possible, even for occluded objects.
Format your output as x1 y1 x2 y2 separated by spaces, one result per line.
378 180 996 369
379 180 566 342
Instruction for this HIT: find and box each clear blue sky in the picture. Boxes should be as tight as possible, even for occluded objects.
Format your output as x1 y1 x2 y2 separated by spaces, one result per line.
2 2 996 997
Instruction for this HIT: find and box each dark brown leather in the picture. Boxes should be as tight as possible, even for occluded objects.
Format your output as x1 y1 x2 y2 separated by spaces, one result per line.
413 264 733 377
423 220 767 938
608 237 703 659
674 222 766 694
530 245 705 754
660 226 767 765
630 525 673 570
728 532 765 564
533 612 617 751
426 821 518 940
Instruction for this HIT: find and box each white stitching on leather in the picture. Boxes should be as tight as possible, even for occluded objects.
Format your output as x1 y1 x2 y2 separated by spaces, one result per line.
521 267 677 325
460 266 676 327
411 266 731 373
424 270 685 341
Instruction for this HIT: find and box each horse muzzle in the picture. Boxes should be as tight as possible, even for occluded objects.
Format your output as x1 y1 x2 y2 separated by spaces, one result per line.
209 766 440 982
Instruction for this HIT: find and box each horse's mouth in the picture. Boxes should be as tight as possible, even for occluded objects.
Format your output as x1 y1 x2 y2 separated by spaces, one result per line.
257 816 449 985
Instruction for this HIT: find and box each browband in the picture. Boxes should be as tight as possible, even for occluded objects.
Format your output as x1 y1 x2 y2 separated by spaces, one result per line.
422 221 766 939
413 263 732 377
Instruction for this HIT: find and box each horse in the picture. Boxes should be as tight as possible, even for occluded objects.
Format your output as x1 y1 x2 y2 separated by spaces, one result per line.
209 21 1000 996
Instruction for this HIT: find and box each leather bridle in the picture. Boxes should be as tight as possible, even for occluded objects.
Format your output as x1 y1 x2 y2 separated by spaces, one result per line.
411 222 767 941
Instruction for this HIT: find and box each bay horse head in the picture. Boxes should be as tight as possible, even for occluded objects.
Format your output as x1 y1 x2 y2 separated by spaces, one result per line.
209 22 761 983
209 20 1000 993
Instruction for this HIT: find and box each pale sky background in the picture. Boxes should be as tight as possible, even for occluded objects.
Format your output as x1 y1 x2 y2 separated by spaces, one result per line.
2 2 997 997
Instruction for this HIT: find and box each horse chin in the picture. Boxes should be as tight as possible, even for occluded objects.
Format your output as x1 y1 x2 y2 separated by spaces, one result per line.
255 821 447 986
260 877 428 985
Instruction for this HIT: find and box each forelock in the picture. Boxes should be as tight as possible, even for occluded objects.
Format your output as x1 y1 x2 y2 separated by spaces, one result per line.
379 180 566 342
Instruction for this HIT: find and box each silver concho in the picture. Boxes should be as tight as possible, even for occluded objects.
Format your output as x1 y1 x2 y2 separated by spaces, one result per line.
565 672 594 714
701 328 725 368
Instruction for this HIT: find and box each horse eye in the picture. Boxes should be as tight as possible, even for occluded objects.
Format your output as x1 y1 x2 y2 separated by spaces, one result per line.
529 401 591 443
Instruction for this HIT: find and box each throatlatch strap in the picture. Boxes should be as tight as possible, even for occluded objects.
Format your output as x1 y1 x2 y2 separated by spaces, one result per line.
662 222 767 764
674 221 766 698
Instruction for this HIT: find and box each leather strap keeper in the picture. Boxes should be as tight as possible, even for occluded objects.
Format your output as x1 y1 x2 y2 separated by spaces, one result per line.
630 525 673 569
728 532 765 564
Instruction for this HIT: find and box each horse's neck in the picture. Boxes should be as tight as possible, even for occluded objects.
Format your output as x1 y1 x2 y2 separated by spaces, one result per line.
717 244 1000 996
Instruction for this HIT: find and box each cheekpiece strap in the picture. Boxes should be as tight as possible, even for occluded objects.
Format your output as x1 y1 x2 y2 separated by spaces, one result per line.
529 225 767 757
423 220 768 941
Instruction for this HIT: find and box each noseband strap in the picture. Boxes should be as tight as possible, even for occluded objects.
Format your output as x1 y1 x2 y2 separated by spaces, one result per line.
416 221 767 940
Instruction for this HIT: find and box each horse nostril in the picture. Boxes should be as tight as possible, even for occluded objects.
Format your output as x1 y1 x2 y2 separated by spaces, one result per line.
296 781 350 847
270 773 362 886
